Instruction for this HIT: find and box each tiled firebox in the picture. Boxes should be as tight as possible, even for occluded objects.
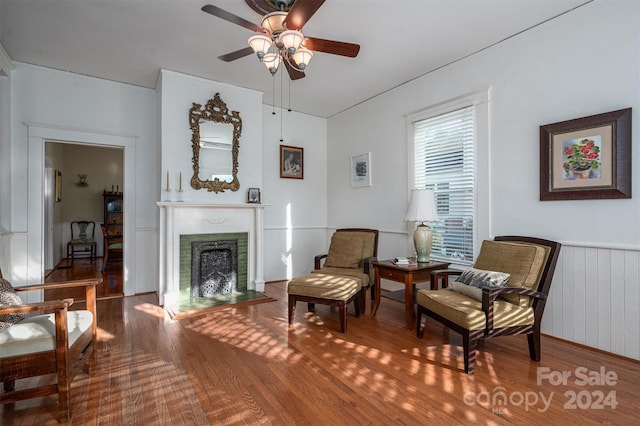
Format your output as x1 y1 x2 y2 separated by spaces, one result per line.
179 232 248 300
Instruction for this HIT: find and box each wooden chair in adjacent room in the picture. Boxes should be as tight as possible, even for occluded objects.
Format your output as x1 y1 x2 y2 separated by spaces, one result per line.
66 220 97 262
101 224 123 272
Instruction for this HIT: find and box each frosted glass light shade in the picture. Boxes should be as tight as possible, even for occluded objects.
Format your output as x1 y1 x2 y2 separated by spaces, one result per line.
404 189 439 223
279 30 304 54
262 52 281 75
291 46 313 70
248 34 272 58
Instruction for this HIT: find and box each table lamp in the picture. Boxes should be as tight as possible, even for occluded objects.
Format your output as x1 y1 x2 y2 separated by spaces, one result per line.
404 189 439 263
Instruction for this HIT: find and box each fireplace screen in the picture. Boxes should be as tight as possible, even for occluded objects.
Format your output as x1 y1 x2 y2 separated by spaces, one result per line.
191 240 238 298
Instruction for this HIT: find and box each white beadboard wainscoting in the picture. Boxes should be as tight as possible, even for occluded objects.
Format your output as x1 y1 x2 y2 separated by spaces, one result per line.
542 244 640 361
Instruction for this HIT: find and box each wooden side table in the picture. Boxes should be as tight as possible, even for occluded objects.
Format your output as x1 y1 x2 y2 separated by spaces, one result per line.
372 259 451 329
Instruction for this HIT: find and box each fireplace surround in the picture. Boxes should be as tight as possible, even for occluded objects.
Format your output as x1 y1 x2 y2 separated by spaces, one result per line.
157 202 266 308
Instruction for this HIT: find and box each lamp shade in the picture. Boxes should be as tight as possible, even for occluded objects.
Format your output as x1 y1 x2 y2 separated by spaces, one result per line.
404 189 439 223
279 30 304 54
248 34 272 58
291 46 313 70
262 52 281 75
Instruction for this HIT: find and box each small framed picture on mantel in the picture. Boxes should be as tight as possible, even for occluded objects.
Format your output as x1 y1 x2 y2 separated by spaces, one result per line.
248 188 261 204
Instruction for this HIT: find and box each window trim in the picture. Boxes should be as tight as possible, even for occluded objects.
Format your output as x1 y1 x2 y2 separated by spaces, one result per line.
406 89 490 265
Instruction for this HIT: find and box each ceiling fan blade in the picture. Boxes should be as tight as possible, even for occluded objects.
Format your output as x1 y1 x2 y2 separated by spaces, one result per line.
201 4 264 33
283 61 306 80
283 0 326 30
218 46 255 62
303 37 360 58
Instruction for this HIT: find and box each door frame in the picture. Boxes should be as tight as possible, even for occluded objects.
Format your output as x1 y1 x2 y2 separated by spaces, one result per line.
27 123 137 295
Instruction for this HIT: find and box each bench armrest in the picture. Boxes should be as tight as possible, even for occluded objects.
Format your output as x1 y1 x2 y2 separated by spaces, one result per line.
0 298 73 315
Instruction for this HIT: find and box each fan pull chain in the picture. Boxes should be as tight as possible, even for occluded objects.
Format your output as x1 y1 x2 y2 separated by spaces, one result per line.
288 77 292 112
280 69 284 142
271 74 276 115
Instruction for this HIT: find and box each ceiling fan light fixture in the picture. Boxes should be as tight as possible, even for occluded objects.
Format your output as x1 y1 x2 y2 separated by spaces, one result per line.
279 30 304 55
248 34 273 59
262 52 281 75
261 11 287 35
291 46 313 70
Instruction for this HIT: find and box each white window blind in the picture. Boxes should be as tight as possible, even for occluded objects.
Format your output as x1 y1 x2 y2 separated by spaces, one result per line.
412 106 476 265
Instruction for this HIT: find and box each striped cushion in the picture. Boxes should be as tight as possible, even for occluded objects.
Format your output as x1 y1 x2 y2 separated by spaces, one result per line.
417 288 534 330
287 274 361 301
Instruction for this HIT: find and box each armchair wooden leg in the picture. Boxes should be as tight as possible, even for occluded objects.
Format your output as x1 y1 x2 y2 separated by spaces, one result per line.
353 292 361 318
463 330 483 374
527 327 542 361
307 303 316 313
416 305 425 338
288 294 295 324
338 301 347 333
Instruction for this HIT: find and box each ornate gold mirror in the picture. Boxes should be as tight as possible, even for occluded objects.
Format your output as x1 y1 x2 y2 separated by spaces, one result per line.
189 92 242 193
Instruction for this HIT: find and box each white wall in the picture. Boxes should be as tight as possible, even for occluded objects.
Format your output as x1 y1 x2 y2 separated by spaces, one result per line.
6 63 158 295
158 69 263 204
327 0 640 359
262 105 328 281
158 70 328 282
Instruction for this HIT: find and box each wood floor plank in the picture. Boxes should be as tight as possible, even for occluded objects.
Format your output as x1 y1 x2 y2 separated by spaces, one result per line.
2 266 639 424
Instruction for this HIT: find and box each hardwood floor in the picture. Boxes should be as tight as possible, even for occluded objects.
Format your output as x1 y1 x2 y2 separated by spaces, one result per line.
44 257 123 301
2 274 639 424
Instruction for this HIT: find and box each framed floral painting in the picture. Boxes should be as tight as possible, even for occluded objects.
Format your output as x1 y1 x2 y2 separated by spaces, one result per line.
540 108 631 201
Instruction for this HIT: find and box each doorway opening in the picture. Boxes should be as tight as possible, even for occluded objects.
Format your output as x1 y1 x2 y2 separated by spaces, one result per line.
44 141 124 298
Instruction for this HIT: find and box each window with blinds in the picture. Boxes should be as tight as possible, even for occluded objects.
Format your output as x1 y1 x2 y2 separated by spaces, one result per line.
411 106 476 265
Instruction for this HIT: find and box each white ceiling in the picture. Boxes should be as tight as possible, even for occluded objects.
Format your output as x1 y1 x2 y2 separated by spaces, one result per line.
0 0 591 118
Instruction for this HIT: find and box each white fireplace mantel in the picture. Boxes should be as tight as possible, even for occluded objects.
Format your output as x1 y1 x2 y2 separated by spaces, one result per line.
157 202 267 307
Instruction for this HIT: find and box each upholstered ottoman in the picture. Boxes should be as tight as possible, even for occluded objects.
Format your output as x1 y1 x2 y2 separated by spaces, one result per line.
287 273 363 332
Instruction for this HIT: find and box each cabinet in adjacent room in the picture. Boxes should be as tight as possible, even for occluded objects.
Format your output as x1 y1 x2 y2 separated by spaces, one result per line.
103 190 123 240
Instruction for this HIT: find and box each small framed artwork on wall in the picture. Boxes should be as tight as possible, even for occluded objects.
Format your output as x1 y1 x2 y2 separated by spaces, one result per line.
351 152 372 187
540 108 631 201
280 145 303 179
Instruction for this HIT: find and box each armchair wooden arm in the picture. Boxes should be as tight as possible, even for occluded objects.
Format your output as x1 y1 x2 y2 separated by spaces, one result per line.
314 254 328 270
430 269 463 289
481 286 548 334
363 256 377 275
15 277 101 336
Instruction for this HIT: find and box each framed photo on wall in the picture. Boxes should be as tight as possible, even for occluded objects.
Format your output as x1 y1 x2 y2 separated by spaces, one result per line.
280 145 303 179
539 108 631 201
351 152 372 187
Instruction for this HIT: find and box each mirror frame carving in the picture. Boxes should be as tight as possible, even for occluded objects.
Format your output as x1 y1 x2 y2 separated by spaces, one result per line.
189 92 242 193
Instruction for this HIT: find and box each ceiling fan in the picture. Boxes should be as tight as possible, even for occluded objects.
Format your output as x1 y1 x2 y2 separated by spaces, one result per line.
201 0 360 80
